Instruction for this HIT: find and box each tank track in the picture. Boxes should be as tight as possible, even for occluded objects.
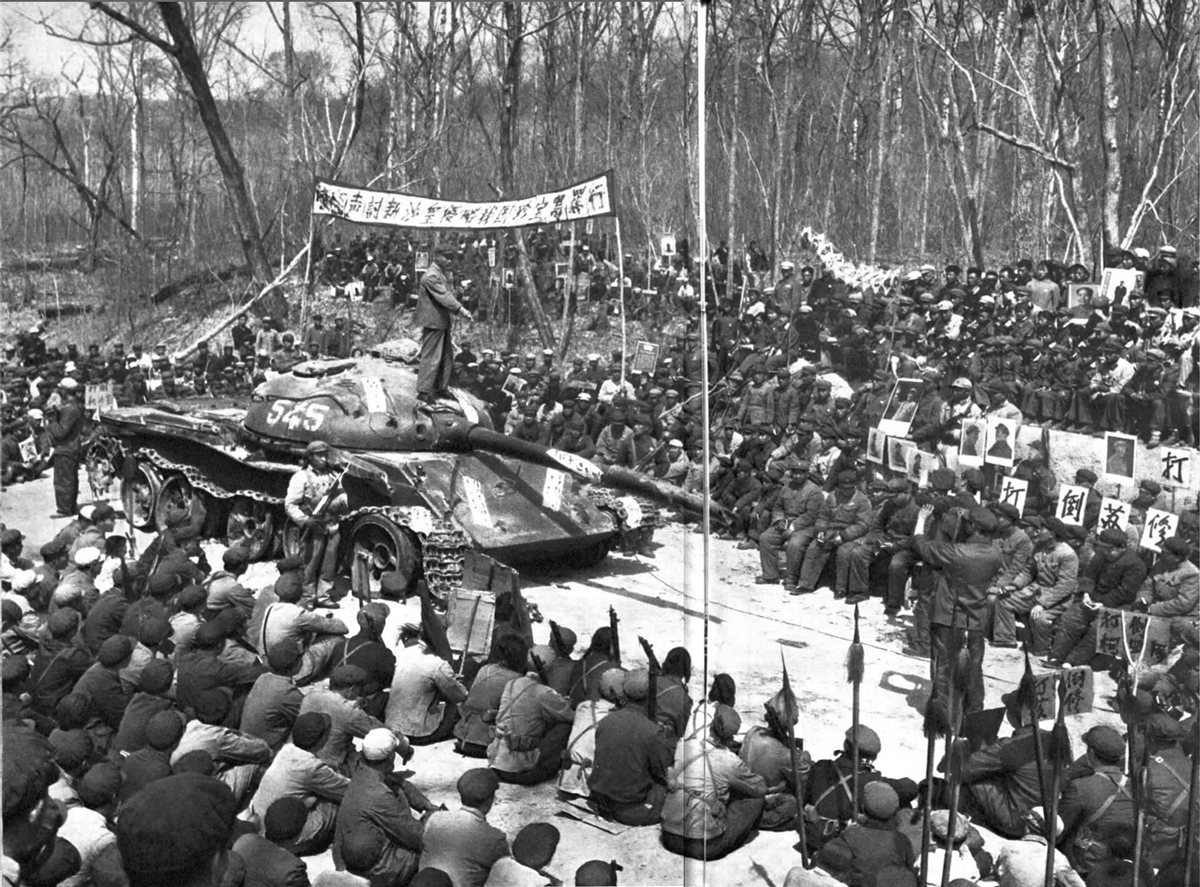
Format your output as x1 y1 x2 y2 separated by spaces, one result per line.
116 442 469 599
584 487 662 530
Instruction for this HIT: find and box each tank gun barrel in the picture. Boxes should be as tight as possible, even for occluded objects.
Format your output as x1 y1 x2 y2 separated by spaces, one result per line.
460 425 714 517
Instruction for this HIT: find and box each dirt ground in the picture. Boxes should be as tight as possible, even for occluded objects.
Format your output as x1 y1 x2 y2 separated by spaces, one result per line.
1 472 1127 887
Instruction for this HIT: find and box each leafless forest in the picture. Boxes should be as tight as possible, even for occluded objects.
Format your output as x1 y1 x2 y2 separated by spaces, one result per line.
1 1 1196 317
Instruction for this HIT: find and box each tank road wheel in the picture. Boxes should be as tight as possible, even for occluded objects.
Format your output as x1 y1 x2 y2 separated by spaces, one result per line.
225 497 277 562
349 515 420 601
121 462 161 531
154 475 214 540
281 520 303 560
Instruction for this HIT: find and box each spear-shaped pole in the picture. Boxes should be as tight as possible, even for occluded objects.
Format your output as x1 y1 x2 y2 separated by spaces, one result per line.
918 670 947 887
1022 643 1050 807
1045 673 1070 887
1184 691 1199 887
847 603 865 820
781 648 810 869
939 628 969 887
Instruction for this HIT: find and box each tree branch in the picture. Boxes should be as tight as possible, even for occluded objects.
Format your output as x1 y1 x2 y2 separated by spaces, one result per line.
89 2 176 55
970 120 1078 172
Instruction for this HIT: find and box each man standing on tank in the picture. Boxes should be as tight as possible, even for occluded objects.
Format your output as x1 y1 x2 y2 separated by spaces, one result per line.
416 245 473 405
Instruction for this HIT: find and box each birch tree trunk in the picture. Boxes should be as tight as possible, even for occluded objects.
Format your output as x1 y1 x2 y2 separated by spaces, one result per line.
1095 0 1122 249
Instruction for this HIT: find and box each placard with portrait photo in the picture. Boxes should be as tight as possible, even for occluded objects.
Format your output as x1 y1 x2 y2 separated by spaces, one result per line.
888 437 915 473
1103 432 1137 482
878 377 923 438
866 427 886 465
958 419 986 467
1099 268 1145 308
984 417 1017 467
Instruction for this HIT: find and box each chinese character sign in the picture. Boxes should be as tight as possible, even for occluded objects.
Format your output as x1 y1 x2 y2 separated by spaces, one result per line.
1139 508 1179 553
85 382 115 412
1096 608 1171 665
998 477 1029 514
312 171 616 229
1159 448 1193 489
1031 672 1058 721
1057 484 1088 526
1057 667 1094 716
1097 498 1132 533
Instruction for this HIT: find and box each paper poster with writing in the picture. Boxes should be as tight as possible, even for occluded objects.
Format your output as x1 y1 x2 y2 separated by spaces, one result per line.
1139 508 1179 553
1096 498 1132 533
1157 447 1193 489
996 476 1029 515
1056 484 1089 526
1096 608 1171 665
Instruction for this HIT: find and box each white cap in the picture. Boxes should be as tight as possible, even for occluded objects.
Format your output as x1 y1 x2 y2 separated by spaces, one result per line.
74 546 102 567
668 439 683 448
587 353 601 361
361 728 400 762
951 377 973 389
1133 247 1150 259
11 569 37 592
27 408 43 421
59 378 79 391
936 300 954 311
780 260 795 270
78 505 96 521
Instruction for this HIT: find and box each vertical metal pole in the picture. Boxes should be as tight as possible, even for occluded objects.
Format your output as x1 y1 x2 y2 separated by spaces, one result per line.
617 217 627 379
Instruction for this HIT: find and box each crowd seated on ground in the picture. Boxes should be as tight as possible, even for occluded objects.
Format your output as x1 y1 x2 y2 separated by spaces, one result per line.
1 234 1197 885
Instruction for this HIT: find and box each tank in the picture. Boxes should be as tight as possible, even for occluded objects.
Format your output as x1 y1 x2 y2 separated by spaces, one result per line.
90 350 708 601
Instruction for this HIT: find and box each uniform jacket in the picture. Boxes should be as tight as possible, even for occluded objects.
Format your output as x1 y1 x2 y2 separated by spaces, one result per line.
1014 542 1079 609
455 663 520 748
913 534 1002 630
232 833 309 887
299 688 386 771
992 527 1034 588
420 807 510 887
1078 549 1147 608
333 767 423 885
487 675 573 774
815 490 873 542
385 644 468 738
1137 560 1200 618
588 704 671 805
415 261 463 330
240 672 303 753
662 738 766 840
250 742 350 821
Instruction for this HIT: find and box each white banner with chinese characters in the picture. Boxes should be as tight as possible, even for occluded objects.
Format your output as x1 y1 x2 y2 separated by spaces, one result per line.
996 476 1028 515
312 171 616 229
798 227 900 291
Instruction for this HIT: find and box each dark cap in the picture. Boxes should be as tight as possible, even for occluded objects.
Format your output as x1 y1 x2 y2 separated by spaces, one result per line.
91 503 116 522
276 554 305 572
836 470 859 485
46 608 80 638
145 711 185 750
48 728 93 771
175 584 207 611
78 762 123 809
457 768 500 806
1082 725 1125 762
1138 479 1162 497
1162 537 1190 557
929 468 956 491
330 664 367 688
512 822 561 870
991 502 1021 523
968 506 999 533
116 774 237 876
222 547 249 570
1075 468 1098 484
291 712 331 751
1098 528 1128 547
575 860 624 886
146 571 179 597
845 724 882 757
97 635 134 667
263 797 308 843
193 689 232 725
1145 713 1186 743
3 724 61 822
140 659 174 695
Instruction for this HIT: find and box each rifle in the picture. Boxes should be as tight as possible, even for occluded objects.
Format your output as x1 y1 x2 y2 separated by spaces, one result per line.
638 636 659 720
608 606 621 665
530 651 550 686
